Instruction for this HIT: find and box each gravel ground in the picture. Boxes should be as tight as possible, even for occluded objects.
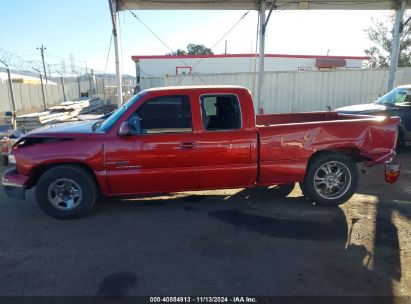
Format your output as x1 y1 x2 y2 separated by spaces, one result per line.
0 149 410 298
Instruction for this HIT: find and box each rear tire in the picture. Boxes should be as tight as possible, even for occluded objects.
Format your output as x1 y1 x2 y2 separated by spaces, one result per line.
35 165 97 219
302 152 359 206
299 181 308 197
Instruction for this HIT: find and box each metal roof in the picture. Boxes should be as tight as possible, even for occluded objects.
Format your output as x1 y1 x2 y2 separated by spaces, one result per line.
118 0 411 11
131 54 370 60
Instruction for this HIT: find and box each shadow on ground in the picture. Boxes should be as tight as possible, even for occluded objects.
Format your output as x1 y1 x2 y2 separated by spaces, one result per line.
91 187 384 296
0 150 410 297
349 146 411 302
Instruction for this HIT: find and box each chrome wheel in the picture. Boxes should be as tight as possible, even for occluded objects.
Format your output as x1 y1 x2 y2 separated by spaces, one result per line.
47 178 83 211
313 161 351 199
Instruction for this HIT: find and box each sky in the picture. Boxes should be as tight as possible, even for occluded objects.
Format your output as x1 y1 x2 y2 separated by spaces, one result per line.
0 0 398 76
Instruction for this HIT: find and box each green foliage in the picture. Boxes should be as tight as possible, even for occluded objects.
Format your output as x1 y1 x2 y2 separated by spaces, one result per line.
167 43 213 56
364 14 411 68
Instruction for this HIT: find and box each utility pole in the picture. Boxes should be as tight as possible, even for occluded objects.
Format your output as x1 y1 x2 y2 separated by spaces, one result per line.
33 67 48 110
56 71 67 102
388 0 406 91
257 0 266 114
37 44 48 83
77 74 81 98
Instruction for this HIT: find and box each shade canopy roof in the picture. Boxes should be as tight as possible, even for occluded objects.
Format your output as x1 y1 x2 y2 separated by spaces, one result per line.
118 0 411 11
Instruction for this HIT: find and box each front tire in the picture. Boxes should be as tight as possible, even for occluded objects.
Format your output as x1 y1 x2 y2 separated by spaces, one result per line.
302 152 359 206
35 165 97 219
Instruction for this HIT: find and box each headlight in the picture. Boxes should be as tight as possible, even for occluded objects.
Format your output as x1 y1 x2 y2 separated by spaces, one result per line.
8 154 16 164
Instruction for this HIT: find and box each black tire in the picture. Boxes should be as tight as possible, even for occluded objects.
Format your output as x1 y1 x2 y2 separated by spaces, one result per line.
2 155 8 166
301 152 359 206
299 181 308 197
35 165 97 219
269 183 295 198
396 126 405 151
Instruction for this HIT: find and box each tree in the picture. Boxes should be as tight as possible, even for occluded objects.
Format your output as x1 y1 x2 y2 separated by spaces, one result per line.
364 14 411 68
167 43 213 56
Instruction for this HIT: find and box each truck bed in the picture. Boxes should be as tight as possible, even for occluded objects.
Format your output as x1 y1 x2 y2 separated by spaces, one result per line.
256 111 363 126
255 111 399 185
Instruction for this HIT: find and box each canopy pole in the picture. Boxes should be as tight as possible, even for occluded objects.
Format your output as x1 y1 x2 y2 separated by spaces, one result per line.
388 0 406 91
109 0 123 107
257 0 266 114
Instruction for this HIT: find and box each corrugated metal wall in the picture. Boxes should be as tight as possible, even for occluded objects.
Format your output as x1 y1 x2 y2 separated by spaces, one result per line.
0 76 136 113
3 68 411 114
1 83 59 112
141 67 411 113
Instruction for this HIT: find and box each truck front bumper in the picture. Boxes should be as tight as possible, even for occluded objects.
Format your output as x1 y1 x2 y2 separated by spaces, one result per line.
2 169 28 200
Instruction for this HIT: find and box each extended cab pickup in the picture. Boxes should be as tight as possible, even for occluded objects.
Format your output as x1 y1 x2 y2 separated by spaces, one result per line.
2 86 400 219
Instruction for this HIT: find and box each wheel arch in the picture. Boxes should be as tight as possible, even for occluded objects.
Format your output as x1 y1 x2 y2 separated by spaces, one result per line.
28 162 101 193
302 148 360 206
307 148 363 168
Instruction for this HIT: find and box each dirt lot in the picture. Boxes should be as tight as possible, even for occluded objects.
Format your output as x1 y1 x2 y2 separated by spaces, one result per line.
0 149 410 299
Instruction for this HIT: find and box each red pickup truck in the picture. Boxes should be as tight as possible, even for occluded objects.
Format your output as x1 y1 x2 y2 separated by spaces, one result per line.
2 86 400 219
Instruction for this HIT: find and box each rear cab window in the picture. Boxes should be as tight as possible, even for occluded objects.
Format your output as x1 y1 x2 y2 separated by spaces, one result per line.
200 94 242 131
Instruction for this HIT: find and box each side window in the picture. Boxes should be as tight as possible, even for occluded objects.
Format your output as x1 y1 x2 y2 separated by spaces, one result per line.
393 90 407 104
200 95 241 131
395 89 411 105
131 95 192 134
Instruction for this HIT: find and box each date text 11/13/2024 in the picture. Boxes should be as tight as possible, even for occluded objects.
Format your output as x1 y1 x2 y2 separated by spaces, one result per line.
150 297 257 303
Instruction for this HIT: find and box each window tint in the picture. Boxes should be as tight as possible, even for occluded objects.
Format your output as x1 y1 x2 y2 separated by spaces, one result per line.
395 89 411 105
376 88 411 105
200 95 241 131
132 95 192 133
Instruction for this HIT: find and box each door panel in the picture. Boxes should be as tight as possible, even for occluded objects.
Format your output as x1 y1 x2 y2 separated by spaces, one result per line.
398 106 411 132
198 131 257 189
386 106 411 140
197 94 257 189
105 133 199 195
399 106 411 141
104 94 199 196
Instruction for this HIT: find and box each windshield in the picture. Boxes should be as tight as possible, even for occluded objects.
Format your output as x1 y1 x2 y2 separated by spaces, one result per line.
99 93 144 132
374 87 411 106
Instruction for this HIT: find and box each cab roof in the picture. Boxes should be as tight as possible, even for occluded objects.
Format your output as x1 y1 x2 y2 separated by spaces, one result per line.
143 85 248 92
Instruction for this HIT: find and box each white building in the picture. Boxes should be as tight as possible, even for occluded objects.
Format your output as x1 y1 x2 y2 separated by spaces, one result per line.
0 72 56 85
132 53 369 80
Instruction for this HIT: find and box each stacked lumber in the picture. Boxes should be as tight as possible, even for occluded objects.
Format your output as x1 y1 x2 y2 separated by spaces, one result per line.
79 103 117 116
16 111 73 132
50 99 92 112
16 98 103 132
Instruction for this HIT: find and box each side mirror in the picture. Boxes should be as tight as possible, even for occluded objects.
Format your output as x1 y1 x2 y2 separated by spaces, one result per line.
118 121 135 136
129 115 141 134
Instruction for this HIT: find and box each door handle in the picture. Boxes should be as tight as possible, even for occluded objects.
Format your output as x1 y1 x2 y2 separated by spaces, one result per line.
180 142 197 150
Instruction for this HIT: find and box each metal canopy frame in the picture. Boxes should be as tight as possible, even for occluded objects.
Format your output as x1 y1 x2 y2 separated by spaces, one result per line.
119 0 408 10
109 0 411 108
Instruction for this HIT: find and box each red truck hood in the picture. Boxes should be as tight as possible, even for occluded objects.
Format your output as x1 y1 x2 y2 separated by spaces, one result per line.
23 120 98 138
11 120 105 177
